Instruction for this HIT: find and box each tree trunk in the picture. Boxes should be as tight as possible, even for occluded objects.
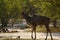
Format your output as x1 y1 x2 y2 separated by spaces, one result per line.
0 18 8 32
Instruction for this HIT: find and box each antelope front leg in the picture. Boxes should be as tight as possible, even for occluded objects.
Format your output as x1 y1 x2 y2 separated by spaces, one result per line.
34 27 36 40
31 28 33 39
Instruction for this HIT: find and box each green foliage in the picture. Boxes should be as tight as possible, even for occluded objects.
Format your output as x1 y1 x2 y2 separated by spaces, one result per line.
0 0 60 19
0 0 60 28
30 0 60 19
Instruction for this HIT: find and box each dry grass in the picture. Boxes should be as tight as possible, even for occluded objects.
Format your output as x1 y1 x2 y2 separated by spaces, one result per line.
37 26 60 32
26 26 60 33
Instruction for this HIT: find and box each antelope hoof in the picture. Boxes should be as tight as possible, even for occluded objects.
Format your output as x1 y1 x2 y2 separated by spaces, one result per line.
45 38 47 40
31 36 33 39
51 38 53 40
34 38 36 40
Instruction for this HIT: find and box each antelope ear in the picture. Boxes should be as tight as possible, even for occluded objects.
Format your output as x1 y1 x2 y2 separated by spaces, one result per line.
21 10 25 14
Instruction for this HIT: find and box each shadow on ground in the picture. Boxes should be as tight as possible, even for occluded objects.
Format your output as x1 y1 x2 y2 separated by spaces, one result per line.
0 38 59 40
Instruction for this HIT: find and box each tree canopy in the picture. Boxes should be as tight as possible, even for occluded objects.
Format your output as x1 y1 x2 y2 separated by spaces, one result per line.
0 0 60 28
0 0 60 19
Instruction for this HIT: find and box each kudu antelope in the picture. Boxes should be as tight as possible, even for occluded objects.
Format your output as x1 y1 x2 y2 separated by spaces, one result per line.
21 9 53 40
